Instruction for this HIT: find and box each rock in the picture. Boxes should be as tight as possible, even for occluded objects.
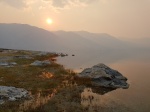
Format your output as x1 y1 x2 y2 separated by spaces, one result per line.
0 62 8 66
0 86 29 103
0 62 17 67
37 52 49 56
0 49 18 54
10 62 17 65
78 63 129 89
58 53 68 57
30 60 51 66
14 55 33 59
37 51 56 56
9 97 16 101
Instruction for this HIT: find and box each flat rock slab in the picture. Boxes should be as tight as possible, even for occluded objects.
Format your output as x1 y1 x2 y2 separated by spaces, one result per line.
0 62 17 67
14 55 33 59
30 60 51 66
0 86 29 104
78 63 129 89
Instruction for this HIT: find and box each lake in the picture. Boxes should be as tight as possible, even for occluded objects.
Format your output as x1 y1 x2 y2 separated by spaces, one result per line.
57 51 150 112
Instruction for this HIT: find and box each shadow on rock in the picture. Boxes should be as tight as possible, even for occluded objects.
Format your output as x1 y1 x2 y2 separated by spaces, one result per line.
77 63 129 89
87 86 116 95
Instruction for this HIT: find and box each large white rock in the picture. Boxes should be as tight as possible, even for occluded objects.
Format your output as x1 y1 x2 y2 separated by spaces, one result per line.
0 86 29 104
78 63 129 89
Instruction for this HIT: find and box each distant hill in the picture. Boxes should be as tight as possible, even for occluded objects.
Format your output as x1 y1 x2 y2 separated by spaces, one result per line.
74 31 129 49
0 23 137 55
0 23 62 52
135 37 150 47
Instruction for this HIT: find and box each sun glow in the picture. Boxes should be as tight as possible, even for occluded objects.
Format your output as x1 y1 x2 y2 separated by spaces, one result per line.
46 18 53 25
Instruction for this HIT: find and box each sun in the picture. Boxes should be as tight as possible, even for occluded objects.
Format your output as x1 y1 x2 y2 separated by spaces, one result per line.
46 18 53 25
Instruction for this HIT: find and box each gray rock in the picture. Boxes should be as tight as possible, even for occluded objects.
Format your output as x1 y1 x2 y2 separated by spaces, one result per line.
37 52 52 56
14 55 33 59
30 60 51 66
58 53 68 57
0 62 17 67
0 62 8 66
10 62 17 65
1 50 18 54
0 86 29 104
78 63 129 89
9 97 16 101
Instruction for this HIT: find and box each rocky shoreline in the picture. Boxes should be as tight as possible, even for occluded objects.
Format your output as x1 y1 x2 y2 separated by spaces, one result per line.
0 48 129 112
78 63 129 89
0 48 69 105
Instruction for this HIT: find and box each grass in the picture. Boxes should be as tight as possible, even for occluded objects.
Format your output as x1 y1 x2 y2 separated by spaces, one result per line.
0 49 75 92
29 86 85 112
0 49 132 112
0 49 74 91
0 49 92 112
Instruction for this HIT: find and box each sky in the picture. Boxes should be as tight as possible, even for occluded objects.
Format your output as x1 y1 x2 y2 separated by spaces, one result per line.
0 0 150 39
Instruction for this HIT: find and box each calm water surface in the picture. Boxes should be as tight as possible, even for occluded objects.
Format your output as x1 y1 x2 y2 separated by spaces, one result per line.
57 52 150 112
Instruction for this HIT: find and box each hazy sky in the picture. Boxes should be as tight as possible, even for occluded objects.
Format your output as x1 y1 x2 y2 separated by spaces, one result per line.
0 0 150 39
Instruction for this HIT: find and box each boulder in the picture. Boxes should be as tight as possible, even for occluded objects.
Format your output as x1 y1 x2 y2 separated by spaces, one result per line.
0 86 29 104
30 60 51 66
37 51 56 56
58 53 68 57
78 63 129 89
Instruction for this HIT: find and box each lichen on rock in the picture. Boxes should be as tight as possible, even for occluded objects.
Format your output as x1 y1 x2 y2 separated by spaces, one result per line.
0 86 29 104
78 63 129 89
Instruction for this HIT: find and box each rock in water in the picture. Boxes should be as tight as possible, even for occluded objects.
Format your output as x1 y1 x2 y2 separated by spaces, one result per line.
78 63 129 89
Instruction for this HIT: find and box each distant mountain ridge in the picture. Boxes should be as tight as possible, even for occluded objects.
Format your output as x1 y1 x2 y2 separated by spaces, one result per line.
0 23 62 51
0 23 139 54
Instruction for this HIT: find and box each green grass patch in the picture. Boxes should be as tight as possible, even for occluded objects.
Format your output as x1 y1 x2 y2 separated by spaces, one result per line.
0 49 77 112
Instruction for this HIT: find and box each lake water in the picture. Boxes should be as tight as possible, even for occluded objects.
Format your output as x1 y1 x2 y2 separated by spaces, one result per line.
57 51 150 112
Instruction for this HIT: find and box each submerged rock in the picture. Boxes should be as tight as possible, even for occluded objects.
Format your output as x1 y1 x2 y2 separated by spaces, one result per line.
0 86 29 104
30 60 51 66
78 63 129 89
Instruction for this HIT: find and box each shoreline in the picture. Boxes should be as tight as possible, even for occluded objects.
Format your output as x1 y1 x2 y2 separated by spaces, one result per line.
0 48 75 107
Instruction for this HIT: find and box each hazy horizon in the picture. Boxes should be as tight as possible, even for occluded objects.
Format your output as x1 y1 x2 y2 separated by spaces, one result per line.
0 0 150 40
